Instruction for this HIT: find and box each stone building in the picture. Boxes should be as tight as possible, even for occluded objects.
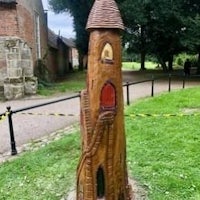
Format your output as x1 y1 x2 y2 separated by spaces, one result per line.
0 0 47 99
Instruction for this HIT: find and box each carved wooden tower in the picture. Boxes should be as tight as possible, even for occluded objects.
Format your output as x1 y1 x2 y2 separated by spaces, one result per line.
76 0 132 199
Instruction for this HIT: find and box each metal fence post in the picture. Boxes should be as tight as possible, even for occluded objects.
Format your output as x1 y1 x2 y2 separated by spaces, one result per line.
126 82 130 106
7 106 17 155
151 76 154 97
168 74 171 92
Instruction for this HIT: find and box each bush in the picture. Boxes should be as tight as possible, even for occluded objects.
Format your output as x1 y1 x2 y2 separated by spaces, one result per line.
175 53 198 67
34 59 51 84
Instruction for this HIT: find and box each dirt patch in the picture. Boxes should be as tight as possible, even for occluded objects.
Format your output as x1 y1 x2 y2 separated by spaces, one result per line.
182 107 200 114
130 179 148 200
63 178 148 200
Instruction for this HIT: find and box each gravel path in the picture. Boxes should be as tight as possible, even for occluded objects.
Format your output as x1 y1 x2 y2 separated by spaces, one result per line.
0 70 199 155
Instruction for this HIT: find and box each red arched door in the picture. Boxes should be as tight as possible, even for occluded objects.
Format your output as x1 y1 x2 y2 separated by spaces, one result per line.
100 82 116 111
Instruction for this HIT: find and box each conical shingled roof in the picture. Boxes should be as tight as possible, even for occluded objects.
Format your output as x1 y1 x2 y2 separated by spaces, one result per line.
86 0 124 31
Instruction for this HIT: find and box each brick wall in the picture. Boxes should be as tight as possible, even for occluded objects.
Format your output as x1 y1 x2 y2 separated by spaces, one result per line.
17 4 35 57
0 0 54 86
0 6 19 36
0 0 48 86
0 6 18 82
17 0 48 65
0 0 48 67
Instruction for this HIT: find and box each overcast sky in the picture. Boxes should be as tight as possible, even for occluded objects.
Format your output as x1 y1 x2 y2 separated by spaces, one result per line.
42 0 75 38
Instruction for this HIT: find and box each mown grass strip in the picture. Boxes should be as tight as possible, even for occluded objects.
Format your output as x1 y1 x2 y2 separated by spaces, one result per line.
126 86 200 200
0 87 200 199
0 131 80 200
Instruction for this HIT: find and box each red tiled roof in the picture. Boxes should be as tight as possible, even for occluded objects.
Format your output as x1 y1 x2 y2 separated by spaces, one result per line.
86 0 124 31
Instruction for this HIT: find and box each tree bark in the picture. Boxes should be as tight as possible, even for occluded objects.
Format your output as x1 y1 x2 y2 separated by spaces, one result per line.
197 51 200 74
140 25 146 70
78 52 84 71
140 50 146 70
168 54 174 71
158 56 168 71
78 52 88 71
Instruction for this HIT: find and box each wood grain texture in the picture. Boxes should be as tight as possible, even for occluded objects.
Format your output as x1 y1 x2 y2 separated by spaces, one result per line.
76 29 133 200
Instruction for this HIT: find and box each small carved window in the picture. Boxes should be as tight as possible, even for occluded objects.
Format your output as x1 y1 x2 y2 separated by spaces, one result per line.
96 167 105 198
100 82 116 111
101 43 114 64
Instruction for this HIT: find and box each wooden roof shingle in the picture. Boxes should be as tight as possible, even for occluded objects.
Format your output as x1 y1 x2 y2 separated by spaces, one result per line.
86 0 124 31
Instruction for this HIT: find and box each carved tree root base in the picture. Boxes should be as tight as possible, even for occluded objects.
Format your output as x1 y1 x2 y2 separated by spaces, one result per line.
64 178 147 200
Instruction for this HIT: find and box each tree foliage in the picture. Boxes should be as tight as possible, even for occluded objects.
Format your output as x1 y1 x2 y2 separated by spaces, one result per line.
120 0 200 70
48 0 93 69
48 0 200 71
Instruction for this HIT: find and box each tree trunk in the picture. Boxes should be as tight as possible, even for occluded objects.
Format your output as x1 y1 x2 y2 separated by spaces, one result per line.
161 61 168 71
140 25 146 70
197 51 200 74
158 56 168 71
78 52 84 71
168 54 173 71
78 52 88 71
140 50 146 70
83 55 88 69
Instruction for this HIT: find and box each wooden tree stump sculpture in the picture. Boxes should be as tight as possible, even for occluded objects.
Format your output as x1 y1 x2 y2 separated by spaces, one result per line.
76 0 133 199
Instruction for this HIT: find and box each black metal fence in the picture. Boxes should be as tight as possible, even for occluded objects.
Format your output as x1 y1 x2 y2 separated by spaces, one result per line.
0 73 199 155
123 74 192 105
1 94 80 155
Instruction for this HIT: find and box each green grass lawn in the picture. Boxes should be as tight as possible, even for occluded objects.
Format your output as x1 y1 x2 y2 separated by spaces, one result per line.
122 61 183 71
0 87 200 199
38 70 86 96
37 62 157 96
37 62 182 97
125 87 200 199
0 130 80 200
122 61 158 70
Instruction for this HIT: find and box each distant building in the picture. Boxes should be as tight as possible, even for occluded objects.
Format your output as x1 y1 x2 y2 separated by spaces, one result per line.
0 0 47 99
0 0 78 99
62 37 79 68
0 0 48 67
48 29 78 79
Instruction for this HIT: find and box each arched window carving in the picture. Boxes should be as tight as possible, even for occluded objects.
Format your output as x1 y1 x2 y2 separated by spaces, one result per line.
100 82 116 111
101 43 114 64
96 166 105 198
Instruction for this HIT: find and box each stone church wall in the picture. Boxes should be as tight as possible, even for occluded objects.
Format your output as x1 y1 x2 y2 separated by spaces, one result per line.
0 37 37 100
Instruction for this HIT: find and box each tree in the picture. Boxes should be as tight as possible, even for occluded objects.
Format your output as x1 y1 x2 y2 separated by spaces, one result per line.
49 0 200 72
121 0 187 71
180 0 200 71
148 0 185 71
120 0 151 70
48 0 93 70
121 0 200 71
